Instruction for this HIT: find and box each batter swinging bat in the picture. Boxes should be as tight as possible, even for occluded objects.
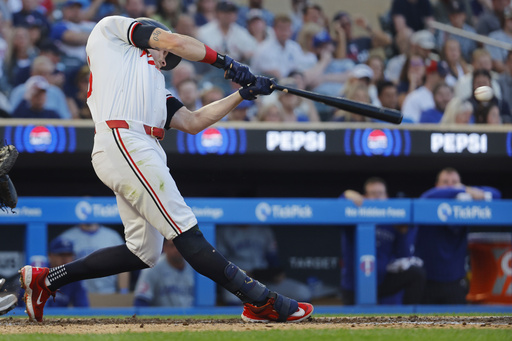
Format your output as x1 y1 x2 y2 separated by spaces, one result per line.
271 84 403 124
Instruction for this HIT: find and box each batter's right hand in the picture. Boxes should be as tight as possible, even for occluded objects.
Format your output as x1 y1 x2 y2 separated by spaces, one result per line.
223 55 256 86
239 76 275 100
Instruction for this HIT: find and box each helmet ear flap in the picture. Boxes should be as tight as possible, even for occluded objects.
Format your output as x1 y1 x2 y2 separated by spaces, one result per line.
136 17 182 70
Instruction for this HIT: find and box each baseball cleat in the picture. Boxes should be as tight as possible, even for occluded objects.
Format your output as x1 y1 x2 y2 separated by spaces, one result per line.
241 293 314 323
0 278 17 316
19 266 56 322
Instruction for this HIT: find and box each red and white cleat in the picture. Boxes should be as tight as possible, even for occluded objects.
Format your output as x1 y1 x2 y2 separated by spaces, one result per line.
19 266 56 322
242 293 314 323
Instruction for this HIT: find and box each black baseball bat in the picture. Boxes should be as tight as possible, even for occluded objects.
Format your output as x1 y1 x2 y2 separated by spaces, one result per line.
271 84 403 124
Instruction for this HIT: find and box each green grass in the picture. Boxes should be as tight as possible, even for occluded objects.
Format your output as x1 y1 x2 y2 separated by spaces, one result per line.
1 329 511 341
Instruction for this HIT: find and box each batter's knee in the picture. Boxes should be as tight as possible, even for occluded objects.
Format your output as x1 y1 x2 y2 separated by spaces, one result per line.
126 242 161 268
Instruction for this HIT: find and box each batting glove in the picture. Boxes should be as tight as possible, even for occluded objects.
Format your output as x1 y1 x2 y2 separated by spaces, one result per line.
239 76 276 100
223 55 256 86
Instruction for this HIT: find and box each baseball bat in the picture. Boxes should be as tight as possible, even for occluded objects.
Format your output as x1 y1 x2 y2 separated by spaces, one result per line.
271 84 403 124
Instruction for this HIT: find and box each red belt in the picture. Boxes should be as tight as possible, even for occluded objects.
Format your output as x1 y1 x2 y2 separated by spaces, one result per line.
105 120 165 140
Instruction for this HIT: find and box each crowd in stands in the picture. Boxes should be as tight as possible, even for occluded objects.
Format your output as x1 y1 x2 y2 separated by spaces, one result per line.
0 0 511 124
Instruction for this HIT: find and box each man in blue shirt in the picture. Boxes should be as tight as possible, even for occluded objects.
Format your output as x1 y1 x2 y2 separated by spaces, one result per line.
416 167 501 304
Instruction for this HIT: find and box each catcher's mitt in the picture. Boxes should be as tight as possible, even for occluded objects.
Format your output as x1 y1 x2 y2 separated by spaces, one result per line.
0 145 19 210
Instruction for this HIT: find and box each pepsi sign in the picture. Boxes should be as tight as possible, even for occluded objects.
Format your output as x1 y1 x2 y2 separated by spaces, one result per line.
344 128 411 156
3 125 76 153
176 127 246 155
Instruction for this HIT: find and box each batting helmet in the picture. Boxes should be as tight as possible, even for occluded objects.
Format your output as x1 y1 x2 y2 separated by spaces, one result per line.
136 17 182 71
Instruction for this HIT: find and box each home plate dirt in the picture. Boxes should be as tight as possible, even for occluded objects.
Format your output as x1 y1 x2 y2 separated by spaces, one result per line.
0 316 511 334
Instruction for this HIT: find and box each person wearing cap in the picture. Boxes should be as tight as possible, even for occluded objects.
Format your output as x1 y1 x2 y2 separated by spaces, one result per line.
250 14 316 80
236 0 274 29
435 0 478 63
50 0 96 68
246 8 274 45
331 11 391 64
410 30 437 61
45 237 89 308
401 59 449 123
12 0 52 39
338 64 375 107
197 1 257 63
11 75 61 118
476 0 511 36
486 7 512 73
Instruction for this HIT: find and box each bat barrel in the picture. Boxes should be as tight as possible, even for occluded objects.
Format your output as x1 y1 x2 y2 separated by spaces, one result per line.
273 84 403 124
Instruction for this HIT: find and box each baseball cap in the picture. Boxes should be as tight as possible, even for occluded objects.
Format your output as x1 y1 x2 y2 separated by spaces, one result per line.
446 0 465 14
425 59 449 77
351 64 374 80
17 15 46 28
411 30 436 49
26 76 50 92
313 30 332 47
49 237 74 254
216 1 238 12
246 9 264 22
63 0 84 8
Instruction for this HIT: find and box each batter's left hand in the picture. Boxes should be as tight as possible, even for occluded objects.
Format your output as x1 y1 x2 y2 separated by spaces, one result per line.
223 55 256 86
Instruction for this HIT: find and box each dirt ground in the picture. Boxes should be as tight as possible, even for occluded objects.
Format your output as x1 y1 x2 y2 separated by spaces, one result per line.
0 316 511 334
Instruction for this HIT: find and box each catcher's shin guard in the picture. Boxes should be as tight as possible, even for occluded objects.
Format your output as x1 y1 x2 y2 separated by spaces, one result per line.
223 262 269 303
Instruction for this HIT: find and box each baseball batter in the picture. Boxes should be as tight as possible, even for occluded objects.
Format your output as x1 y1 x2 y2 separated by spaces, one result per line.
19 15 313 323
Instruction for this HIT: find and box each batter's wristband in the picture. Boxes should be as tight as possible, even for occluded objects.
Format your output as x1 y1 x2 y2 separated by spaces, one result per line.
200 45 227 68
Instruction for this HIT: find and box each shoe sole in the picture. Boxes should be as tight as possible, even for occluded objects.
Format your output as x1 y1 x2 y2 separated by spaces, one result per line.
19 266 36 320
241 305 314 323
0 295 17 316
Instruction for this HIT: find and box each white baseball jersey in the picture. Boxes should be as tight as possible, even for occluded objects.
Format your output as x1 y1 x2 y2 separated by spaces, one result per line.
86 16 197 267
86 16 169 127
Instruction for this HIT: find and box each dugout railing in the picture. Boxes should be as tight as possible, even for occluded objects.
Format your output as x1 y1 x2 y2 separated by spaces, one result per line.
1 197 511 315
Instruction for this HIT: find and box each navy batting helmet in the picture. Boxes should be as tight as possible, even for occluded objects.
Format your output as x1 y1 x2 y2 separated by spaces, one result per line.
136 17 182 71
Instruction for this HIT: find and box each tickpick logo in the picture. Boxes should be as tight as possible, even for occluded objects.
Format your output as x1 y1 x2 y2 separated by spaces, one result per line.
75 201 93 220
255 202 272 222
437 203 452 222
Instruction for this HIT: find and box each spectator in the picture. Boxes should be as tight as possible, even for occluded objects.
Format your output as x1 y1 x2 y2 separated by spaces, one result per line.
216 225 312 305
174 13 197 37
46 237 89 308
9 55 72 119
246 9 274 45
331 11 392 64
193 0 217 27
200 86 224 106
396 54 426 108
340 63 374 101
236 0 274 28
367 55 386 105
486 7 512 73
226 100 252 121
415 167 501 304
439 97 474 124
474 97 502 123
50 0 96 70
12 0 51 41
466 69 511 122
4 26 38 88
66 64 91 119
410 29 438 61
402 59 449 123
150 0 181 30
435 1 478 63
340 177 426 305
441 39 470 88
11 75 60 118
58 223 130 294
250 14 315 80
332 83 372 122
176 78 201 111
454 48 503 100
377 80 399 110
168 60 197 100
476 0 510 36
196 1 256 63
277 78 320 122
419 83 454 123
433 0 475 26
288 0 307 34
287 70 321 120
82 0 122 23
122 0 147 19
390 0 434 36
256 102 285 122
134 239 195 307
497 50 512 103
384 28 413 84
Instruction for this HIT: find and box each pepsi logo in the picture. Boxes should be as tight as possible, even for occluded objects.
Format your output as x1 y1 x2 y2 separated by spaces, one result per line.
28 126 52 151
177 128 246 155
367 129 388 155
200 127 223 153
